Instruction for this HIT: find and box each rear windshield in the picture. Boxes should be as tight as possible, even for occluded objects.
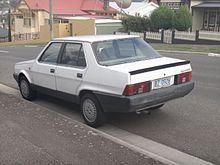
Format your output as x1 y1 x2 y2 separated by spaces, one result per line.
92 37 161 66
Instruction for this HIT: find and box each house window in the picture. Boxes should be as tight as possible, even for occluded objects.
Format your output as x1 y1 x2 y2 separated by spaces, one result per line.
203 11 208 29
16 15 23 19
203 9 220 31
23 11 31 27
44 19 49 25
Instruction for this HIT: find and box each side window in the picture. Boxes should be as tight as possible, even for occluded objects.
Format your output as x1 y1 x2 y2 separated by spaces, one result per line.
60 43 86 68
39 42 62 63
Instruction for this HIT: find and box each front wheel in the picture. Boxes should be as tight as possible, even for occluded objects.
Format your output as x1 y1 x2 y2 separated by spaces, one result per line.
81 93 106 127
19 76 36 101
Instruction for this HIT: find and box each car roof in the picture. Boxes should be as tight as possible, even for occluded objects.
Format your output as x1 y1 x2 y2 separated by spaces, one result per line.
54 35 140 43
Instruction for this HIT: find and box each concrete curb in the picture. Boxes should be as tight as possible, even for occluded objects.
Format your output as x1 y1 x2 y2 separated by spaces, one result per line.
208 53 220 57
100 125 214 165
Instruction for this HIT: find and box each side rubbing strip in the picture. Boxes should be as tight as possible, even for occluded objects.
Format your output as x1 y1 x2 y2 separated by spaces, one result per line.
129 61 190 75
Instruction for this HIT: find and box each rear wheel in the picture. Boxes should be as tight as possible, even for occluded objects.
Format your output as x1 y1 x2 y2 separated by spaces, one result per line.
19 76 36 101
81 93 106 127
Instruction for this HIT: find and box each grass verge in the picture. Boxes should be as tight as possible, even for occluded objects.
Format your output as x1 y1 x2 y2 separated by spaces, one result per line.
0 39 48 46
150 43 220 54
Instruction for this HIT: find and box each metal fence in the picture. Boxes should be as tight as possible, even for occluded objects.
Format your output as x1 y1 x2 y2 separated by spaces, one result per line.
130 32 144 38
0 37 8 42
175 31 196 41
12 32 40 41
199 30 220 41
145 31 161 41
114 30 220 45
163 30 172 44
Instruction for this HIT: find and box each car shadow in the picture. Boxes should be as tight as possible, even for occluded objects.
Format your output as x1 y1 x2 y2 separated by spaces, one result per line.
32 93 83 122
31 93 173 129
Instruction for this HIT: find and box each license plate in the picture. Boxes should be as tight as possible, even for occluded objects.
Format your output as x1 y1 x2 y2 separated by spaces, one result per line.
152 76 174 90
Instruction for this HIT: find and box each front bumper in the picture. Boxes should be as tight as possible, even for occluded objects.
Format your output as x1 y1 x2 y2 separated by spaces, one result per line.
94 81 194 113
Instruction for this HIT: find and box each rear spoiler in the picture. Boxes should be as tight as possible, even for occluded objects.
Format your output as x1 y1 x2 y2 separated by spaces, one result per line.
129 61 190 75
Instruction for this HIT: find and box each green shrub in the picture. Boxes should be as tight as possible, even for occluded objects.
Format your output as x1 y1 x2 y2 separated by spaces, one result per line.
173 5 192 31
150 6 174 30
121 16 150 32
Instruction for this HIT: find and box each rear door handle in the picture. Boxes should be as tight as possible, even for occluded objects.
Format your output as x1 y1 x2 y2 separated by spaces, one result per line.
77 73 83 78
50 69 55 73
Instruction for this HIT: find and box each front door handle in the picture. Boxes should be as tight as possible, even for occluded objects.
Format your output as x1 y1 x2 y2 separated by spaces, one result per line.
50 69 55 73
77 73 83 78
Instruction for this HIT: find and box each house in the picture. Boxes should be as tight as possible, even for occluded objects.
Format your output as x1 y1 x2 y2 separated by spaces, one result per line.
109 1 158 17
191 1 220 32
11 0 117 34
160 0 220 32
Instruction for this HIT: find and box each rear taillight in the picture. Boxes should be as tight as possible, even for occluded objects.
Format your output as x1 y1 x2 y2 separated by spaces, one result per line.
123 81 150 96
176 71 192 84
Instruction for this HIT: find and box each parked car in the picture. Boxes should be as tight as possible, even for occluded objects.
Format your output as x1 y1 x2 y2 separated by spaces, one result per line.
13 35 194 127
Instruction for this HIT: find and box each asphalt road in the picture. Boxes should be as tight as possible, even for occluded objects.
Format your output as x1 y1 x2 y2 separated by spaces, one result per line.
0 45 220 164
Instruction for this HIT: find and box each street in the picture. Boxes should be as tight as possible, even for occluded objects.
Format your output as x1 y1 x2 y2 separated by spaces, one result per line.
0 45 220 164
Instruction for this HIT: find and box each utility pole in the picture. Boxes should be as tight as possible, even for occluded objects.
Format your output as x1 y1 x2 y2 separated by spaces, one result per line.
8 8 11 42
49 0 53 40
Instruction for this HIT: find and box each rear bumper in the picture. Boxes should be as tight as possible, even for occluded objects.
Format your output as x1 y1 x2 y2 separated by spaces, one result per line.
94 81 194 113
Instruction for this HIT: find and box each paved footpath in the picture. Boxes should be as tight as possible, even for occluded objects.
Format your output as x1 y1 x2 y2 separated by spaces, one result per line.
0 92 164 165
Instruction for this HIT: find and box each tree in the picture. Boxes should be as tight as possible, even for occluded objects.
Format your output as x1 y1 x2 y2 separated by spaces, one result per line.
150 6 174 31
121 15 150 32
173 5 192 31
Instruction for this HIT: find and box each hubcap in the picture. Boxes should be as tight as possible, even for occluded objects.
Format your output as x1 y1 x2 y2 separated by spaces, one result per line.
82 98 97 123
20 80 29 98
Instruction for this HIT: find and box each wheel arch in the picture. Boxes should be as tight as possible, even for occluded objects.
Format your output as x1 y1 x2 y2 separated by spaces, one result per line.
79 90 93 100
18 70 32 84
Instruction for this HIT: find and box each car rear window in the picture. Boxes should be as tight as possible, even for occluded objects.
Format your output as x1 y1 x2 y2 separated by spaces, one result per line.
92 37 161 66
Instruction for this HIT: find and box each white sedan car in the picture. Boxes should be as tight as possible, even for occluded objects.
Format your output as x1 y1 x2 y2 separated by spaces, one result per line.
14 35 194 127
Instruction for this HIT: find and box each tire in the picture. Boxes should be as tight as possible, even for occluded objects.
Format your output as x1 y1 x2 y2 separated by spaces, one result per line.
19 76 36 101
80 93 106 127
148 104 164 111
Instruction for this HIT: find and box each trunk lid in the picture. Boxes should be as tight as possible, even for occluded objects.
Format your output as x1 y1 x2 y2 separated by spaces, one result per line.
108 57 192 84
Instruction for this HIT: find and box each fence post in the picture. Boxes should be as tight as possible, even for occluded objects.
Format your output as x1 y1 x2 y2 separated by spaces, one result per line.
171 30 175 44
143 31 146 41
161 29 164 43
195 30 199 42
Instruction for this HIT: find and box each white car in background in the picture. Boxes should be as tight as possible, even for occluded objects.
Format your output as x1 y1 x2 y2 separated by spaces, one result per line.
14 35 194 127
